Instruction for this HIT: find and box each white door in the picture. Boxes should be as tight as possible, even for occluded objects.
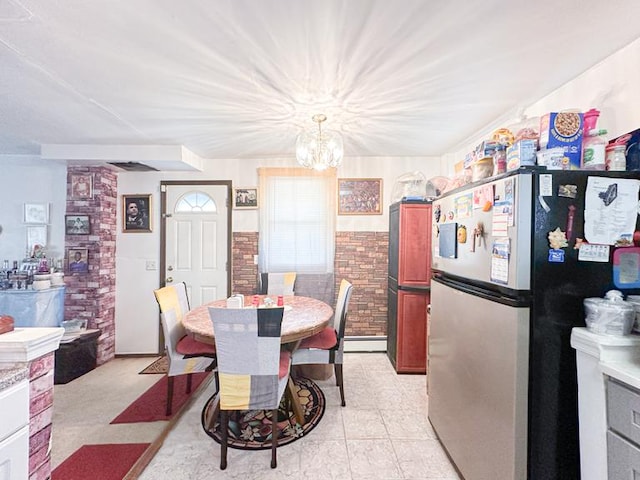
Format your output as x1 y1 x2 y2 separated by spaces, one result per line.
164 184 230 307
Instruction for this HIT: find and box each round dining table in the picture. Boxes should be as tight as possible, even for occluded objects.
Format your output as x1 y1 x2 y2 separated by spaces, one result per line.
182 294 334 345
182 294 334 428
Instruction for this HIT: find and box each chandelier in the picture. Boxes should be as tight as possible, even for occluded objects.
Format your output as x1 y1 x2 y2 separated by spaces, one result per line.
296 114 344 171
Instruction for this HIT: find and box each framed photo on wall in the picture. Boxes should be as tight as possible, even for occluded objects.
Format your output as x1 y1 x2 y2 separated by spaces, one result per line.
338 178 383 215
65 214 90 235
70 174 93 199
68 248 89 273
26 225 47 253
122 194 152 232
233 187 258 209
23 203 49 224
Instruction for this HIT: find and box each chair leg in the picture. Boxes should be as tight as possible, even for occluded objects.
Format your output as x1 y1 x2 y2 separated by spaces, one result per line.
166 375 174 416
186 372 193 394
220 410 228 470
335 363 345 407
271 407 278 468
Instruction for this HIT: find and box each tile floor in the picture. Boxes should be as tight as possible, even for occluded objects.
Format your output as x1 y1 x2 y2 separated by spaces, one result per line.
53 353 461 480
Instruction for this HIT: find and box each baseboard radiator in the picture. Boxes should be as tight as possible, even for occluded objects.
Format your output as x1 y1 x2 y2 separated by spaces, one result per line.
344 336 387 353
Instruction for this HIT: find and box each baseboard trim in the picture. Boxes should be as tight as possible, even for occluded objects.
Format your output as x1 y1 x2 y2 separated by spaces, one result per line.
344 336 387 352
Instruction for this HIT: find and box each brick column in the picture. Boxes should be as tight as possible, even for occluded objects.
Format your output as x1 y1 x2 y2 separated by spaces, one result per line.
232 232 259 295
64 167 117 365
28 353 55 480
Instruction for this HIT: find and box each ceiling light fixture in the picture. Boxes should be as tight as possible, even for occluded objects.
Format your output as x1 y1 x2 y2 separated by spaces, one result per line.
296 114 343 171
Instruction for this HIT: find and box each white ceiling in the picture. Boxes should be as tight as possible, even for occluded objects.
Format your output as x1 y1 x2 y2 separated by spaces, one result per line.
2 0 640 161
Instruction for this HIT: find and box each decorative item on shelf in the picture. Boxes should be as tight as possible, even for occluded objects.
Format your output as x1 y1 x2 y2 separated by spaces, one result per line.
296 113 343 171
0 315 14 335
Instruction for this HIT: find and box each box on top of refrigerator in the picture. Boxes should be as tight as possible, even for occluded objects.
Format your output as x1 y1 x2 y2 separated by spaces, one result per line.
539 112 584 169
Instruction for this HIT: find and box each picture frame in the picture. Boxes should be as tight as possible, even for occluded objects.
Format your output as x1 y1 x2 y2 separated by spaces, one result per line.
65 214 91 235
233 187 259 209
26 225 47 253
23 203 49 224
338 178 383 215
122 194 152 232
67 248 89 274
70 174 93 199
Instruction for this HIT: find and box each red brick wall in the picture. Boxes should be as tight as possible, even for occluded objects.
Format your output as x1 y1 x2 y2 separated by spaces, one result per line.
335 232 389 336
28 353 55 480
231 231 389 336
64 167 117 365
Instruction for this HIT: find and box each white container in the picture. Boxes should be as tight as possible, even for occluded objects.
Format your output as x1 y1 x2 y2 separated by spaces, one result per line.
584 290 635 335
625 295 640 333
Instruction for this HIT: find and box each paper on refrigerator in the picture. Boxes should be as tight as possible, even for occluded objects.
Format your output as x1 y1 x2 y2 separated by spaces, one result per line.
584 177 640 245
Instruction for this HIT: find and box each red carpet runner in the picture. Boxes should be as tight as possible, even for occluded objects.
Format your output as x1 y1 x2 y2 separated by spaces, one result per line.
111 372 211 424
51 443 150 480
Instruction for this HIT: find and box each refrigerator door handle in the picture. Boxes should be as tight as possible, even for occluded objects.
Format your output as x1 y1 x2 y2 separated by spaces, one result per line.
433 276 530 308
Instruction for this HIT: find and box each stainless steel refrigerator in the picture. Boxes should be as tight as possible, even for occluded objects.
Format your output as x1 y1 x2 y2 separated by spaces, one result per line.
428 168 640 480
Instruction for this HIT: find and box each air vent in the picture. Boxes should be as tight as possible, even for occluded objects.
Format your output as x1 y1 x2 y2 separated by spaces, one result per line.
107 162 159 172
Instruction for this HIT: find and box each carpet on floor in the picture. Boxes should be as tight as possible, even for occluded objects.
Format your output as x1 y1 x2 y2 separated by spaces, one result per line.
51 443 150 480
139 356 167 374
202 377 325 450
111 372 211 424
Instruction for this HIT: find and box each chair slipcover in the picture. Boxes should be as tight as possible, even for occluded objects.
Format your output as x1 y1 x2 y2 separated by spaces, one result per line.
292 279 353 406
260 272 297 296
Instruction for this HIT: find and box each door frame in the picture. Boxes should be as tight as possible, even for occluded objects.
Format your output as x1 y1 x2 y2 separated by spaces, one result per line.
159 180 233 350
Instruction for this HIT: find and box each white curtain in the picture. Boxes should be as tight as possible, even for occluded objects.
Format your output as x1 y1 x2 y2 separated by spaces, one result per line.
258 167 336 273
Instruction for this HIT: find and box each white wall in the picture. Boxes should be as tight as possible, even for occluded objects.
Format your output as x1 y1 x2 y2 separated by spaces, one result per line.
444 37 640 171
115 155 440 354
0 156 67 265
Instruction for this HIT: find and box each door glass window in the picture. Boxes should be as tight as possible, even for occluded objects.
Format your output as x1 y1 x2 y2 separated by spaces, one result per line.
174 191 217 213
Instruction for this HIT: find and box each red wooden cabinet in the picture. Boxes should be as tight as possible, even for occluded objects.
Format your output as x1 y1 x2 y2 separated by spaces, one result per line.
387 201 431 374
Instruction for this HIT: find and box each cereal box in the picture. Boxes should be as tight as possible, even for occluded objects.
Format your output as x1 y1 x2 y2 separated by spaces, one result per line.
506 139 537 171
539 112 583 169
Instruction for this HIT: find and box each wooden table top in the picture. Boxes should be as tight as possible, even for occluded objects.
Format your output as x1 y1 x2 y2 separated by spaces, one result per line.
182 295 334 345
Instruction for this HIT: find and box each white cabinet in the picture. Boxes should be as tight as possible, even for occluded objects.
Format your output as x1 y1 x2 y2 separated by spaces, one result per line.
0 379 29 480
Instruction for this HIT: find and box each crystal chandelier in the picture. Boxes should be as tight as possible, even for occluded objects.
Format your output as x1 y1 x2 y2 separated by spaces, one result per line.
296 114 344 171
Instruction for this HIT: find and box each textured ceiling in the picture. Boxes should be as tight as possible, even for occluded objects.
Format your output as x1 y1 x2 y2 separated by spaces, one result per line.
2 0 640 160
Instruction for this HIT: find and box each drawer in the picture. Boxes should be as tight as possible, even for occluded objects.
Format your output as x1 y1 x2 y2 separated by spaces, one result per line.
0 380 29 442
608 378 640 446
608 431 640 480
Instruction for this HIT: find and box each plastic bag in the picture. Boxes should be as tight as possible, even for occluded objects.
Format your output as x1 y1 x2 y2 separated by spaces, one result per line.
583 290 635 336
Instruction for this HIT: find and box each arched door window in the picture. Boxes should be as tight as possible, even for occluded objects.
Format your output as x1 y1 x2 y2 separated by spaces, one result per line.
174 191 217 213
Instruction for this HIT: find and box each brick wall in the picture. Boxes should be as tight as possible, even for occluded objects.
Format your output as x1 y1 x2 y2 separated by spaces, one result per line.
28 353 55 480
335 232 389 336
231 231 389 337
232 232 259 296
64 167 117 365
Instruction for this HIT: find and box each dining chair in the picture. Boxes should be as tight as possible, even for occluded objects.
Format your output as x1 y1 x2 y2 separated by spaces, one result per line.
292 279 353 406
154 283 217 416
208 306 290 469
260 272 297 296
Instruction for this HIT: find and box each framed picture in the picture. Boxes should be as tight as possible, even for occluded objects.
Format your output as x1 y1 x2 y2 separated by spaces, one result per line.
122 194 152 232
70 174 93 199
233 187 258 209
65 214 90 235
338 178 383 215
24 203 49 224
68 248 89 273
26 225 47 253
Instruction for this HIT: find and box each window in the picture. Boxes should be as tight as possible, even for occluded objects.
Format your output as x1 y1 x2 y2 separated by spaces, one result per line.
258 168 336 273
174 191 217 213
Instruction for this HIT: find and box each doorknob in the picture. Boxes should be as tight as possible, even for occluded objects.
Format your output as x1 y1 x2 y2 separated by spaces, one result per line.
166 277 173 283
167 266 174 271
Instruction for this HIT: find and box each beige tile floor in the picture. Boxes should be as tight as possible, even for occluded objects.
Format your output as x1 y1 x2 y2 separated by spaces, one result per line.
53 353 461 480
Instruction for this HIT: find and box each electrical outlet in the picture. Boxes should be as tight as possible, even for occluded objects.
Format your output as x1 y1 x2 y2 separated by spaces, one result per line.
253 255 259 265
145 260 157 271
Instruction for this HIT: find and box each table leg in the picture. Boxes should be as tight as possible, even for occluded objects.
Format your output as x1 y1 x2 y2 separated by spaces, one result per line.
287 377 305 425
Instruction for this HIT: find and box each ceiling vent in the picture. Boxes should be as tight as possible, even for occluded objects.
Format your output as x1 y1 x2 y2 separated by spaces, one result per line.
107 161 159 172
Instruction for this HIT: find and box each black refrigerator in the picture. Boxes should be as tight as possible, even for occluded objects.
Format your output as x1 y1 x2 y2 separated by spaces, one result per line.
428 168 640 480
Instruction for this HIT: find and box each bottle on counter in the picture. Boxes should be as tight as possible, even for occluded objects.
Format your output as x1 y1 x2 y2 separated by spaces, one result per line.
582 129 608 170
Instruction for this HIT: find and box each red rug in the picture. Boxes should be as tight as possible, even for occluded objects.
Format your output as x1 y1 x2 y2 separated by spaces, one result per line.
51 443 150 480
110 372 211 424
